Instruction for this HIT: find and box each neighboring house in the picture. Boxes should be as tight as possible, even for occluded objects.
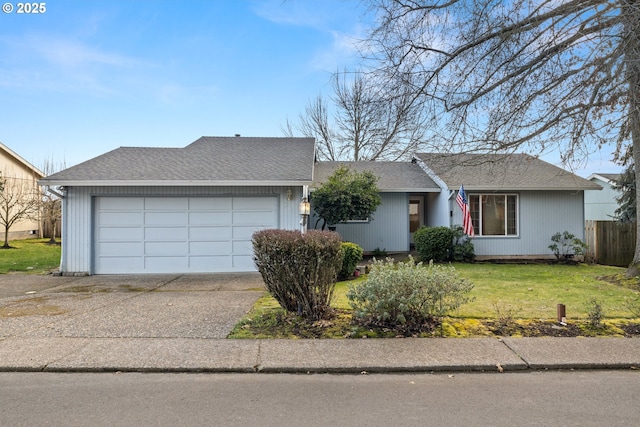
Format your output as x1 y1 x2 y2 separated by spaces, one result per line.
40 137 601 275
584 173 621 221
0 142 44 240
414 153 601 260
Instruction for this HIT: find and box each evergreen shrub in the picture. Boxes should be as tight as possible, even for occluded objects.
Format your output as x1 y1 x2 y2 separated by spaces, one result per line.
252 229 342 320
414 226 454 262
451 225 475 262
339 242 364 280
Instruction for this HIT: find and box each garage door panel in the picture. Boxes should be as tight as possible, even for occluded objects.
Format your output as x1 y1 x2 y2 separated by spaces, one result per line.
99 257 144 273
99 212 143 226
95 196 277 274
99 197 144 210
145 227 188 241
145 197 188 210
97 227 143 241
190 241 231 255
189 197 232 210
189 226 232 240
190 256 231 271
233 255 255 270
233 210 276 225
145 257 188 272
99 242 143 256
232 240 253 255
145 212 187 225
233 226 264 240
189 211 231 225
145 241 188 255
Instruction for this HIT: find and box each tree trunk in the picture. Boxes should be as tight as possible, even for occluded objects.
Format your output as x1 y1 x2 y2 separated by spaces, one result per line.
48 221 57 244
625 0 640 276
629 135 640 276
2 224 10 248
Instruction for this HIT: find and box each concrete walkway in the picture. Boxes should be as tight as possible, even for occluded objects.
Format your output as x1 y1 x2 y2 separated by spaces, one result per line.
0 274 639 374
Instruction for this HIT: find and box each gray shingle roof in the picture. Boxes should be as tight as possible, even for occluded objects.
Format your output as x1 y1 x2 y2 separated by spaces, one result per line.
313 161 440 192
40 137 316 186
415 153 601 191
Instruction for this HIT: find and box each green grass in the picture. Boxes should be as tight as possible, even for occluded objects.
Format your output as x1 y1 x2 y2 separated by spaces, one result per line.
451 263 639 319
229 262 640 339
0 239 61 274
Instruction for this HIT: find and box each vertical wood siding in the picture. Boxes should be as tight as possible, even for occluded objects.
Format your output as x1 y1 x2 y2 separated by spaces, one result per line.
311 192 409 252
62 185 300 274
451 190 585 257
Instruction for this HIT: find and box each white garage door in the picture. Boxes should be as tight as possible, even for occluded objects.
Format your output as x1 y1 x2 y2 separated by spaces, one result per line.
94 196 278 274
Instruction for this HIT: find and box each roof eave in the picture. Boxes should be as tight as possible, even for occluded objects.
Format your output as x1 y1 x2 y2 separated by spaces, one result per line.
37 179 314 187
1 142 45 178
462 186 602 191
379 188 442 193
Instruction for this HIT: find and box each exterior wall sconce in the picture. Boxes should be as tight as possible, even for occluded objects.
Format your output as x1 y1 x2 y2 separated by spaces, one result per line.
287 188 292 201
299 197 310 216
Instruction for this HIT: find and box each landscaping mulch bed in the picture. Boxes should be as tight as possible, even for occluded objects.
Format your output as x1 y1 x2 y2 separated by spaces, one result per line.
485 320 584 337
233 309 640 339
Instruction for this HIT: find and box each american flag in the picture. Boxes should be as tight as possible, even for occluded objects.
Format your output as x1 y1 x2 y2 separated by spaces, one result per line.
456 185 475 237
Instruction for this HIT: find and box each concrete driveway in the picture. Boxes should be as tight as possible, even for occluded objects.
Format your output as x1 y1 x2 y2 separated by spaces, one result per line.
0 273 265 339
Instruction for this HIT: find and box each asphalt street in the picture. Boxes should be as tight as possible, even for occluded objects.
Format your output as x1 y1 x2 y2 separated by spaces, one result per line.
1 371 639 426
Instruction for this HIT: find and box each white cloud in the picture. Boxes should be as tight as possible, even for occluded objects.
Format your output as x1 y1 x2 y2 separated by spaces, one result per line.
252 0 369 72
0 33 148 96
33 37 142 70
308 30 362 72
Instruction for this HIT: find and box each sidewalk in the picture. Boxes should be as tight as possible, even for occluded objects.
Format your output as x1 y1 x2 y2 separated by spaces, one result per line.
1 273 639 374
1 336 639 373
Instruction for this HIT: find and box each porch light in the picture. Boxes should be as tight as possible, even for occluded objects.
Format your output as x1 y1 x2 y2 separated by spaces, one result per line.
299 197 310 216
299 197 311 233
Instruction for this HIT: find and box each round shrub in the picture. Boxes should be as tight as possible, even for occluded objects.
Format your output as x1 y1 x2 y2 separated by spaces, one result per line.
339 242 364 280
414 226 454 262
451 225 475 262
346 256 474 331
252 229 343 320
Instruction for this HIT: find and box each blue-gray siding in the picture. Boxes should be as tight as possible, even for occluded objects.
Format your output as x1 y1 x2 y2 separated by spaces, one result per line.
311 192 410 252
450 190 585 257
61 186 302 274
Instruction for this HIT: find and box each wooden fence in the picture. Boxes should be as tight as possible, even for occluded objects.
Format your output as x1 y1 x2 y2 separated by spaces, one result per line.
41 220 61 239
585 220 636 267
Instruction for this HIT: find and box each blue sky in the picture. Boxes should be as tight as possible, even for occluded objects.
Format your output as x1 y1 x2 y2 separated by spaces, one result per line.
0 0 621 177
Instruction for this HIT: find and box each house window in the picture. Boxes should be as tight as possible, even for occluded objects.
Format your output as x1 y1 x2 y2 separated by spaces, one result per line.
468 194 518 236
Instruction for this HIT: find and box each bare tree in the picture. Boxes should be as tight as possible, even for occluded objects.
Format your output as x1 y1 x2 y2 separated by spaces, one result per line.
0 171 41 248
285 71 429 161
39 157 65 244
365 0 640 274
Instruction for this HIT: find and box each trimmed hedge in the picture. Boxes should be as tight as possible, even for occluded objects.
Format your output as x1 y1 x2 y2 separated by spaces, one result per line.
414 226 454 262
252 229 343 320
414 225 475 263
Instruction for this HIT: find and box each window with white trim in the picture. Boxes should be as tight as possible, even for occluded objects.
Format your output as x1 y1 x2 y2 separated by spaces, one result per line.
468 194 518 236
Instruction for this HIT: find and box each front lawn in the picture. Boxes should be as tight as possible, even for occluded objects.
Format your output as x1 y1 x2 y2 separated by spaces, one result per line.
451 263 638 319
0 239 61 274
229 262 640 339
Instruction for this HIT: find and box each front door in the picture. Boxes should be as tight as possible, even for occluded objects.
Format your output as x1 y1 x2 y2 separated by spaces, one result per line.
409 196 424 245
